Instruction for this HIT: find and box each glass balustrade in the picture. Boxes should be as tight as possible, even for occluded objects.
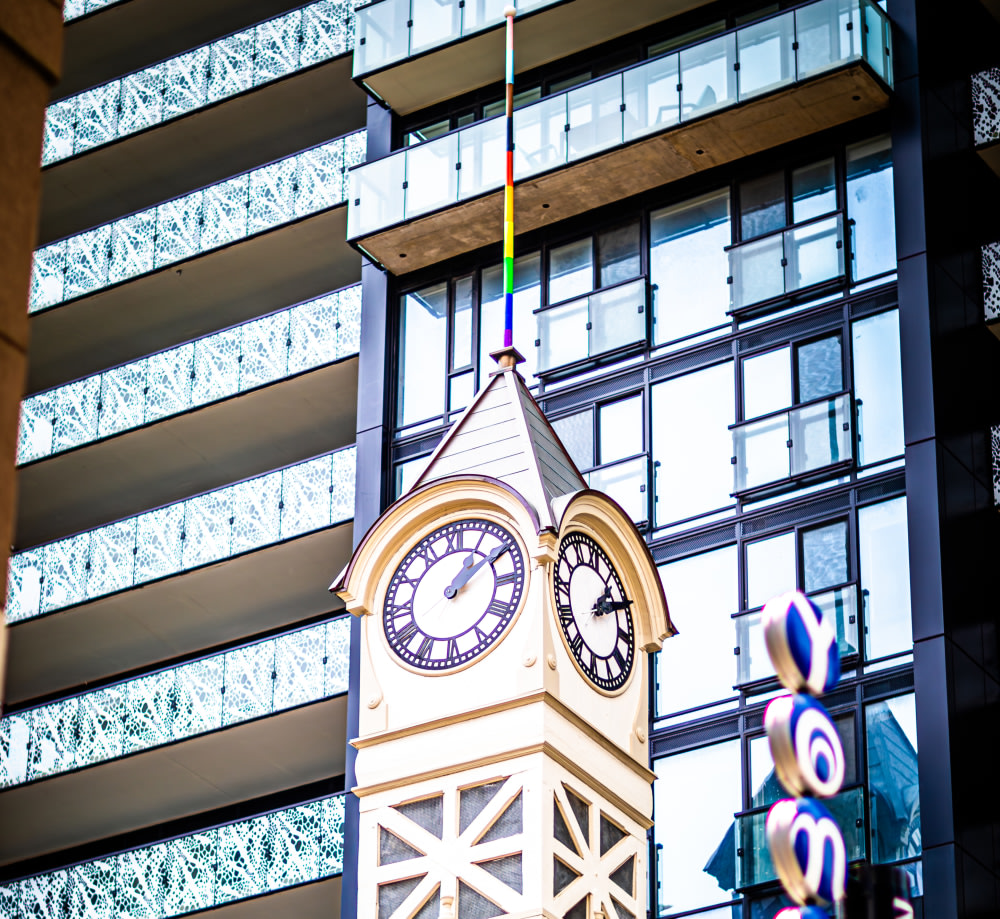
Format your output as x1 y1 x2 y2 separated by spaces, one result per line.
5 446 356 623
584 455 648 526
354 0 552 76
733 583 859 687
63 0 123 21
348 0 892 239
46 2 355 166
31 130 365 313
0 794 345 918
535 277 647 374
983 242 1000 324
731 392 853 495
0 618 349 788
727 213 846 313
735 785 864 889
17 284 361 466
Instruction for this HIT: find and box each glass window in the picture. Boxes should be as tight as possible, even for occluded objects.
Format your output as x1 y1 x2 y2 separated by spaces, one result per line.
654 739 741 913
852 310 903 466
745 531 795 608
597 220 641 287
552 409 593 470
743 347 790 419
859 497 912 660
398 283 447 426
740 171 785 239
866 694 920 864
599 395 643 463
395 454 431 497
650 189 731 344
847 135 895 281
802 520 848 592
452 274 474 370
656 545 738 715
549 237 593 304
797 335 842 402
479 253 541 384
792 157 836 222
652 361 735 525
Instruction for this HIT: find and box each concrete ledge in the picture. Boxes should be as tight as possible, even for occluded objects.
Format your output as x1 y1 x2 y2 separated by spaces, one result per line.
356 64 890 275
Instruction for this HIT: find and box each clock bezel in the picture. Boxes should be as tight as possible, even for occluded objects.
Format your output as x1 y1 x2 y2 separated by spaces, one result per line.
380 515 528 675
552 530 637 695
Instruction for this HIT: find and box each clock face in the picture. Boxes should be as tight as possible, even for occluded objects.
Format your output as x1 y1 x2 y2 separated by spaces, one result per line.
554 532 635 692
383 518 525 672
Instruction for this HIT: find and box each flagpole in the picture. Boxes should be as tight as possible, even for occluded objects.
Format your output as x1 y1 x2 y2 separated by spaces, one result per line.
502 3 516 349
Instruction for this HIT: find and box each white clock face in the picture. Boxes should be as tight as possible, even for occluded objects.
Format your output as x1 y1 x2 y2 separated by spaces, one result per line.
383 519 525 671
554 532 635 692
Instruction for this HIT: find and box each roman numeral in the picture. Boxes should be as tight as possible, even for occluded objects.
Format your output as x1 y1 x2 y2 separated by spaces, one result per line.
612 647 626 673
556 582 571 605
395 619 419 644
447 639 459 660
495 572 516 586
558 608 574 627
417 635 434 660
618 627 631 644
488 599 509 617
570 633 584 655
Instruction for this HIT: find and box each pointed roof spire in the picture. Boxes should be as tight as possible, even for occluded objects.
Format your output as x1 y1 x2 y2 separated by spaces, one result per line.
411 360 585 530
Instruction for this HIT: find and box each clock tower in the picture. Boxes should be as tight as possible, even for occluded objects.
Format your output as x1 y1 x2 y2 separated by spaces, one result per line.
333 353 674 919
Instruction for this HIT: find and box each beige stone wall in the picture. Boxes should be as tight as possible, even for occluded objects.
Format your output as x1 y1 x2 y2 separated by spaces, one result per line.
0 0 63 701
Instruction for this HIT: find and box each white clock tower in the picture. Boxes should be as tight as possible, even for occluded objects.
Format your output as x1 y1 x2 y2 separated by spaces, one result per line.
333 352 674 919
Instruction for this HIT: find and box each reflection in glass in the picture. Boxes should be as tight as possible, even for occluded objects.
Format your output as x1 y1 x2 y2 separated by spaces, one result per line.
599 395 642 464
650 190 731 344
398 283 447 426
802 520 848 592
797 335 842 402
743 347 790 419
746 532 795 609
866 695 920 864
793 158 837 222
679 33 736 116
736 12 794 99
847 135 895 280
452 275 474 369
652 362 734 525
549 238 593 304
552 410 593 470
852 310 903 465
587 456 647 525
654 740 740 913
859 497 912 659
597 221 641 287
656 545 738 716
740 172 785 240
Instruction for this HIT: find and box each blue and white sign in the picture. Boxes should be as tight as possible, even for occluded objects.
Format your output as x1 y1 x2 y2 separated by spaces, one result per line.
766 797 847 907
763 591 840 695
765 694 845 798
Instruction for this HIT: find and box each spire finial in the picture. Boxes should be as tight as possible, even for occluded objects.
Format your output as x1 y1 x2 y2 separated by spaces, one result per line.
500 3 517 360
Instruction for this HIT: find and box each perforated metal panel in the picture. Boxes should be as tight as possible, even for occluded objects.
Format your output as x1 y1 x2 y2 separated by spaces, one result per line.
564 788 590 846
378 876 424 919
457 880 504 919
394 796 444 839
460 781 505 835
379 826 424 865
479 792 522 843
599 814 626 856
476 854 523 893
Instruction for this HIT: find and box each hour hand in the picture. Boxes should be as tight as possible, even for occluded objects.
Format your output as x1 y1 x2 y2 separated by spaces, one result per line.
444 543 509 597
592 588 632 617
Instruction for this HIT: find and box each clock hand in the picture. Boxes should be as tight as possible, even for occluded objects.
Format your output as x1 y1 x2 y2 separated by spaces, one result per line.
591 587 633 617
443 543 509 598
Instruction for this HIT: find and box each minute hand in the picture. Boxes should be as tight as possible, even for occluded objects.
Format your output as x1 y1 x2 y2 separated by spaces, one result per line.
444 544 509 598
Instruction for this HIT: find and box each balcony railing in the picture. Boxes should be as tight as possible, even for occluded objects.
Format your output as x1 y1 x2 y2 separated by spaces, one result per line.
30 130 366 313
731 392 854 496
354 0 554 76
727 213 847 315
583 455 648 527
64 0 121 21
733 583 860 688
348 0 892 240
45 1 355 166
5 446 356 623
973 67 1000 148
0 617 349 788
0 794 345 917
17 284 361 465
535 277 647 375
735 785 864 889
